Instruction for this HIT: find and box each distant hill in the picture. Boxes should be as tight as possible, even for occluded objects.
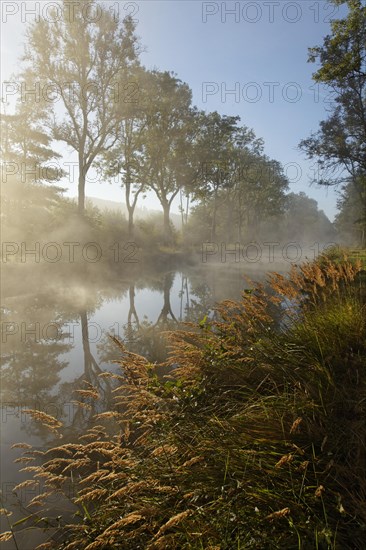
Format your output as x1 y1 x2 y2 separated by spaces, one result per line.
86 196 127 214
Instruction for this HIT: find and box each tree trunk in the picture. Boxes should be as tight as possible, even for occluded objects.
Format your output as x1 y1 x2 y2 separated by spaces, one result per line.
162 201 172 245
78 172 86 215
127 204 134 240
125 171 136 240
185 194 190 225
211 187 218 242
238 214 243 242
226 198 235 241
180 189 184 228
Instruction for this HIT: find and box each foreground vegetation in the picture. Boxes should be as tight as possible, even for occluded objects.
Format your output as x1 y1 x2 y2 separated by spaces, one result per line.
1 251 365 549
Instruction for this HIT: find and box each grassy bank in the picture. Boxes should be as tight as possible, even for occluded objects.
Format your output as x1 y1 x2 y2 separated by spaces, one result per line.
2 251 366 549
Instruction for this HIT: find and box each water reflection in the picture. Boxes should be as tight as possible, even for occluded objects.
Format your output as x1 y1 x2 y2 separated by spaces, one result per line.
1 262 285 408
1 262 283 420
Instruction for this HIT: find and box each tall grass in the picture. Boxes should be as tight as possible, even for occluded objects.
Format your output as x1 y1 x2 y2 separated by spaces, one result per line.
2 252 365 549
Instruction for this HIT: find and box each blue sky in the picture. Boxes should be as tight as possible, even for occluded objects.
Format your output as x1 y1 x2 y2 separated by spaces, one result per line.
1 1 346 220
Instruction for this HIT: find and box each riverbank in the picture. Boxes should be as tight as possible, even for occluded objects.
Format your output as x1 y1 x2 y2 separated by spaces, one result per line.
1 250 365 549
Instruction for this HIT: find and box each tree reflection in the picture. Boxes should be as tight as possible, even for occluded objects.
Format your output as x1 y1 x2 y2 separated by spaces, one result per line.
1 300 71 442
56 310 113 437
0 292 72 397
1 263 255 444
97 270 218 367
97 273 181 365
0 265 123 442
155 272 178 326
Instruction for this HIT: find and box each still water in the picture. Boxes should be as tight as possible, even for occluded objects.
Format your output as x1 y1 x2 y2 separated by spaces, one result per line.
0 259 288 548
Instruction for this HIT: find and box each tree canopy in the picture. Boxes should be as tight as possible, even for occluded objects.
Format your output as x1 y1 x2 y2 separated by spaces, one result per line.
299 0 366 244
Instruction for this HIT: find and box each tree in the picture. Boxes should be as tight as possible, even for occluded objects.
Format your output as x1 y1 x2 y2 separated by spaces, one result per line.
191 112 239 242
0 94 66 238
282 192 336 243
100 68 152 239
21 0 140 215
335 184 366 245
1 96 63 185
188 113 286 242
299 0 366 243
231 155 289 241
142 71 196 244
191 112 264 241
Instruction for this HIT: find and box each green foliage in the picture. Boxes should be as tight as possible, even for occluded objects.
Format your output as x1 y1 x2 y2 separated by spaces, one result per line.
0 98 64 185
335 183 366 246
140 70 197 244
299 0 366 243
308 0 366 83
